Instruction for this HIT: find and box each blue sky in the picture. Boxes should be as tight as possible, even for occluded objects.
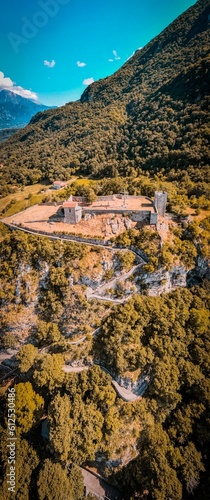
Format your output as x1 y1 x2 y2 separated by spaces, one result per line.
0 0 196 106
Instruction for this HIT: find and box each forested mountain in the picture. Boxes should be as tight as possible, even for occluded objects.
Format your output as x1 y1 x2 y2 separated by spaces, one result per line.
0 0 209 186
0 90 53 130
0 2 210 498
0 128 20 143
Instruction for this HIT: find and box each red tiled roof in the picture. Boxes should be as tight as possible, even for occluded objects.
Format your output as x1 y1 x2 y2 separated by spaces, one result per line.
63 201 78 208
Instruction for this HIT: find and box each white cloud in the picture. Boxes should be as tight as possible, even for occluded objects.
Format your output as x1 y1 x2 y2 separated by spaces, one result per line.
44 59 56 68
77 61 86 67
113 50 121 60
108 58 114 62
83 77 94 86
0 71 38 101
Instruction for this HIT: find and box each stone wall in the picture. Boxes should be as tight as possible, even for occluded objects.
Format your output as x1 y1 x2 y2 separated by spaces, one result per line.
150 212 158 224
131 211 151 223
4 223 109 246
80 194 157 224
83 208 155 224
73 194 155 203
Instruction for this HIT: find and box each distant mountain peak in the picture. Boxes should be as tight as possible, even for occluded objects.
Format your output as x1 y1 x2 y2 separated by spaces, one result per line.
0 89 56 130
1 0 209 183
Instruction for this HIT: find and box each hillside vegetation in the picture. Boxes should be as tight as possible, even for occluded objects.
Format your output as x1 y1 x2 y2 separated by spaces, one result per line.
0 226 209 499
0 2 210 499
0 0 209 191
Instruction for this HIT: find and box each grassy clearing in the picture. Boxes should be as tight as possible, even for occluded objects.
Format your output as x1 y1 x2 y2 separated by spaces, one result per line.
0 183 49 216
0 183 48 211
1 194 47 217
185 207 210 222
72 178 98 188
0 177 80 218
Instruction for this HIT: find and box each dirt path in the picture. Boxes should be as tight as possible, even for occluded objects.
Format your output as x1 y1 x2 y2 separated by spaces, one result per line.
62 365 89 373
62 363 145 402
62 363 141 402
1 222 145 261
86 262 143 302
86 294 128 304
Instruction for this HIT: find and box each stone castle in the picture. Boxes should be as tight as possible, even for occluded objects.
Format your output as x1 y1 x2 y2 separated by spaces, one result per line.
62 191 167 225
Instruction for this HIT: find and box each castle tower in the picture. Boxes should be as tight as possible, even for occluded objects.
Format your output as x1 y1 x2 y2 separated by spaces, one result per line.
154 191 167 216
62 201 82 224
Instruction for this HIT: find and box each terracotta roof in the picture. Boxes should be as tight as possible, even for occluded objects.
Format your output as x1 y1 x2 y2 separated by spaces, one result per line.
63 201 78 208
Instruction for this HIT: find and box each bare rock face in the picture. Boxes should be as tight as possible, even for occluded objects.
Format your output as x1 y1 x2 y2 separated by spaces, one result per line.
136 256 209 296
187 256 210 286
116 374 151 397
136 266 187 296
80 272 105 288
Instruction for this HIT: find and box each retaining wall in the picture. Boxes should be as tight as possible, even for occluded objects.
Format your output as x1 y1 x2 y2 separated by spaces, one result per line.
83 208 157 224
150 213 158 224
4 223 109 246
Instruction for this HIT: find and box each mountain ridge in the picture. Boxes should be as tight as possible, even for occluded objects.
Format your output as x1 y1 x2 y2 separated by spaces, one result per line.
80 0 209 105
0 89 55 130
0 0 209 185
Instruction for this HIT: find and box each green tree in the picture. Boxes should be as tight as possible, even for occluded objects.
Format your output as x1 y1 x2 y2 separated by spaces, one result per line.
180 442 205 495
36 320 62 346
134 424 182 500
15 382 44 434
33 353 65 390
69 464 86 500
69 397 104 463
49 393 72 461
190 308 209 335
117 250 135 270
1 333 17 348
17 344 38 373
0 438 39 500
37 459 84 500
149 357 181 416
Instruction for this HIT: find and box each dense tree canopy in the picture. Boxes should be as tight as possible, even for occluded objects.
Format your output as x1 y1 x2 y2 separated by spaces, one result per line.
15 381 44 434
0 0 209 193
37 459 84 500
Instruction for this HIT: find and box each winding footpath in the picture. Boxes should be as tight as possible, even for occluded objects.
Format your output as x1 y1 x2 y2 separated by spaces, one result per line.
0 305 150 401
62 363 149 402
1 221 149 400
1 221 117 250
62 364 141 402
86 262 144 303
2 221 144 260
0 348 148 402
